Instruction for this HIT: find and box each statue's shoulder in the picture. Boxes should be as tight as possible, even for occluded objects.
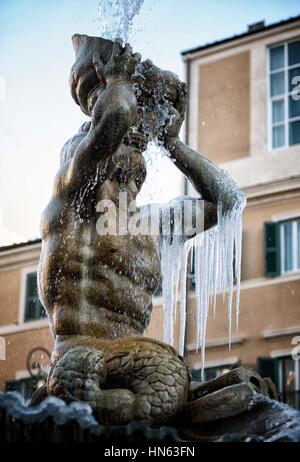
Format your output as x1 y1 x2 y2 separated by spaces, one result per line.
60 122 91 166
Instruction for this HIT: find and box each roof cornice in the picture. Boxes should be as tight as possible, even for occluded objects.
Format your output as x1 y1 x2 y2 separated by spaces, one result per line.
182 15 300 61
0 242 42 271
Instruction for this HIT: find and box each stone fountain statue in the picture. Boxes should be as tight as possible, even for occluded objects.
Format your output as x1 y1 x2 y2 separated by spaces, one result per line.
0 32 299 442
34 34 275 427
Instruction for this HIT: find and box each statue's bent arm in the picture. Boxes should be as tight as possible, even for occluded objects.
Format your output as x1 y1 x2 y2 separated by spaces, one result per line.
166 138 246 214
53 82 137 197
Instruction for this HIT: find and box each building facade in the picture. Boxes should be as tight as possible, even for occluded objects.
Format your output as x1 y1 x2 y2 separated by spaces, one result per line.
0 240 52 398
0 16 300 409
182 16 300 408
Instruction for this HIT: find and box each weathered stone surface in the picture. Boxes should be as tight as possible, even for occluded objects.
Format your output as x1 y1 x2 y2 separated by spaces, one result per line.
46 339 191 425
263 377 280 401
190 366 272 400
181 395 300 443
185 383 257 424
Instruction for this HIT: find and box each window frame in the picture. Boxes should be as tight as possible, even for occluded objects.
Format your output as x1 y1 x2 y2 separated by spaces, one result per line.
280 218 300 275
268 37 300 151
19 267 45 324
270 354 300 410
276 354 300 393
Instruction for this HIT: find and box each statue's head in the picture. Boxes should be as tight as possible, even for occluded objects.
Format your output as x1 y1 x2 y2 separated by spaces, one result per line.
70 34 187 147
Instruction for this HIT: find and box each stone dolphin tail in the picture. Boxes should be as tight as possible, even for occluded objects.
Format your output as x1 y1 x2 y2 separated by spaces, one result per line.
35 33 277 426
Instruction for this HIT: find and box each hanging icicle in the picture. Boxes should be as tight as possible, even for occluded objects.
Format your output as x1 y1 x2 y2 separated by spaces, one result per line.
160 236 183 346
160 199 245 382
178 239 194 357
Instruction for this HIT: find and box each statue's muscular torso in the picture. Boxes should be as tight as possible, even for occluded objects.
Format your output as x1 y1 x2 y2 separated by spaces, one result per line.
38 144 161 341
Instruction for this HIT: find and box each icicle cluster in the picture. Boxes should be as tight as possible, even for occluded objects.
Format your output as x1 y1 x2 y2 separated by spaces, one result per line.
160 201 245 382
139 140 246 381
160 236 183 346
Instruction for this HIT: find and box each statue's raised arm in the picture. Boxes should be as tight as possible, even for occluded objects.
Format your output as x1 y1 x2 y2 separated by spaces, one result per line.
54 38 141 196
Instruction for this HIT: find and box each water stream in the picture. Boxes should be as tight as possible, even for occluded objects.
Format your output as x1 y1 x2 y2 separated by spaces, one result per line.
96 0 145 42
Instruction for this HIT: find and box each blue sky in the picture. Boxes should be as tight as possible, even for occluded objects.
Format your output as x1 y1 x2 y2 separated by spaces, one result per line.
0 0 299 244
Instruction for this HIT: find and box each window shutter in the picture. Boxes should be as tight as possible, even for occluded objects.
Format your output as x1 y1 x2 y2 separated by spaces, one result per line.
24 273 46 322
257 357 279 387
264 222 281 277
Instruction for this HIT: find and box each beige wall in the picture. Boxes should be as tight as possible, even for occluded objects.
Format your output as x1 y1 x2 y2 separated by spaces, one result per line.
186 277 300 369
184 20 300 375
187 22 300 192
0 268 20 326
0 247 52 391
0 328 53 391
198 52 250 163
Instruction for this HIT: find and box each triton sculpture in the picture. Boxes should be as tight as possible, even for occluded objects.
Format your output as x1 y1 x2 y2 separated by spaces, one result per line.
36 34 275 425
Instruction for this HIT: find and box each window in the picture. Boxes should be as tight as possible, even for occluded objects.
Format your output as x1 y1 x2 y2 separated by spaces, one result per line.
269 39 300 149
24 272 46 322
257 356 300 410
277 356 300 392
280 219 300 274
277 356 300 410
265 218 300 276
